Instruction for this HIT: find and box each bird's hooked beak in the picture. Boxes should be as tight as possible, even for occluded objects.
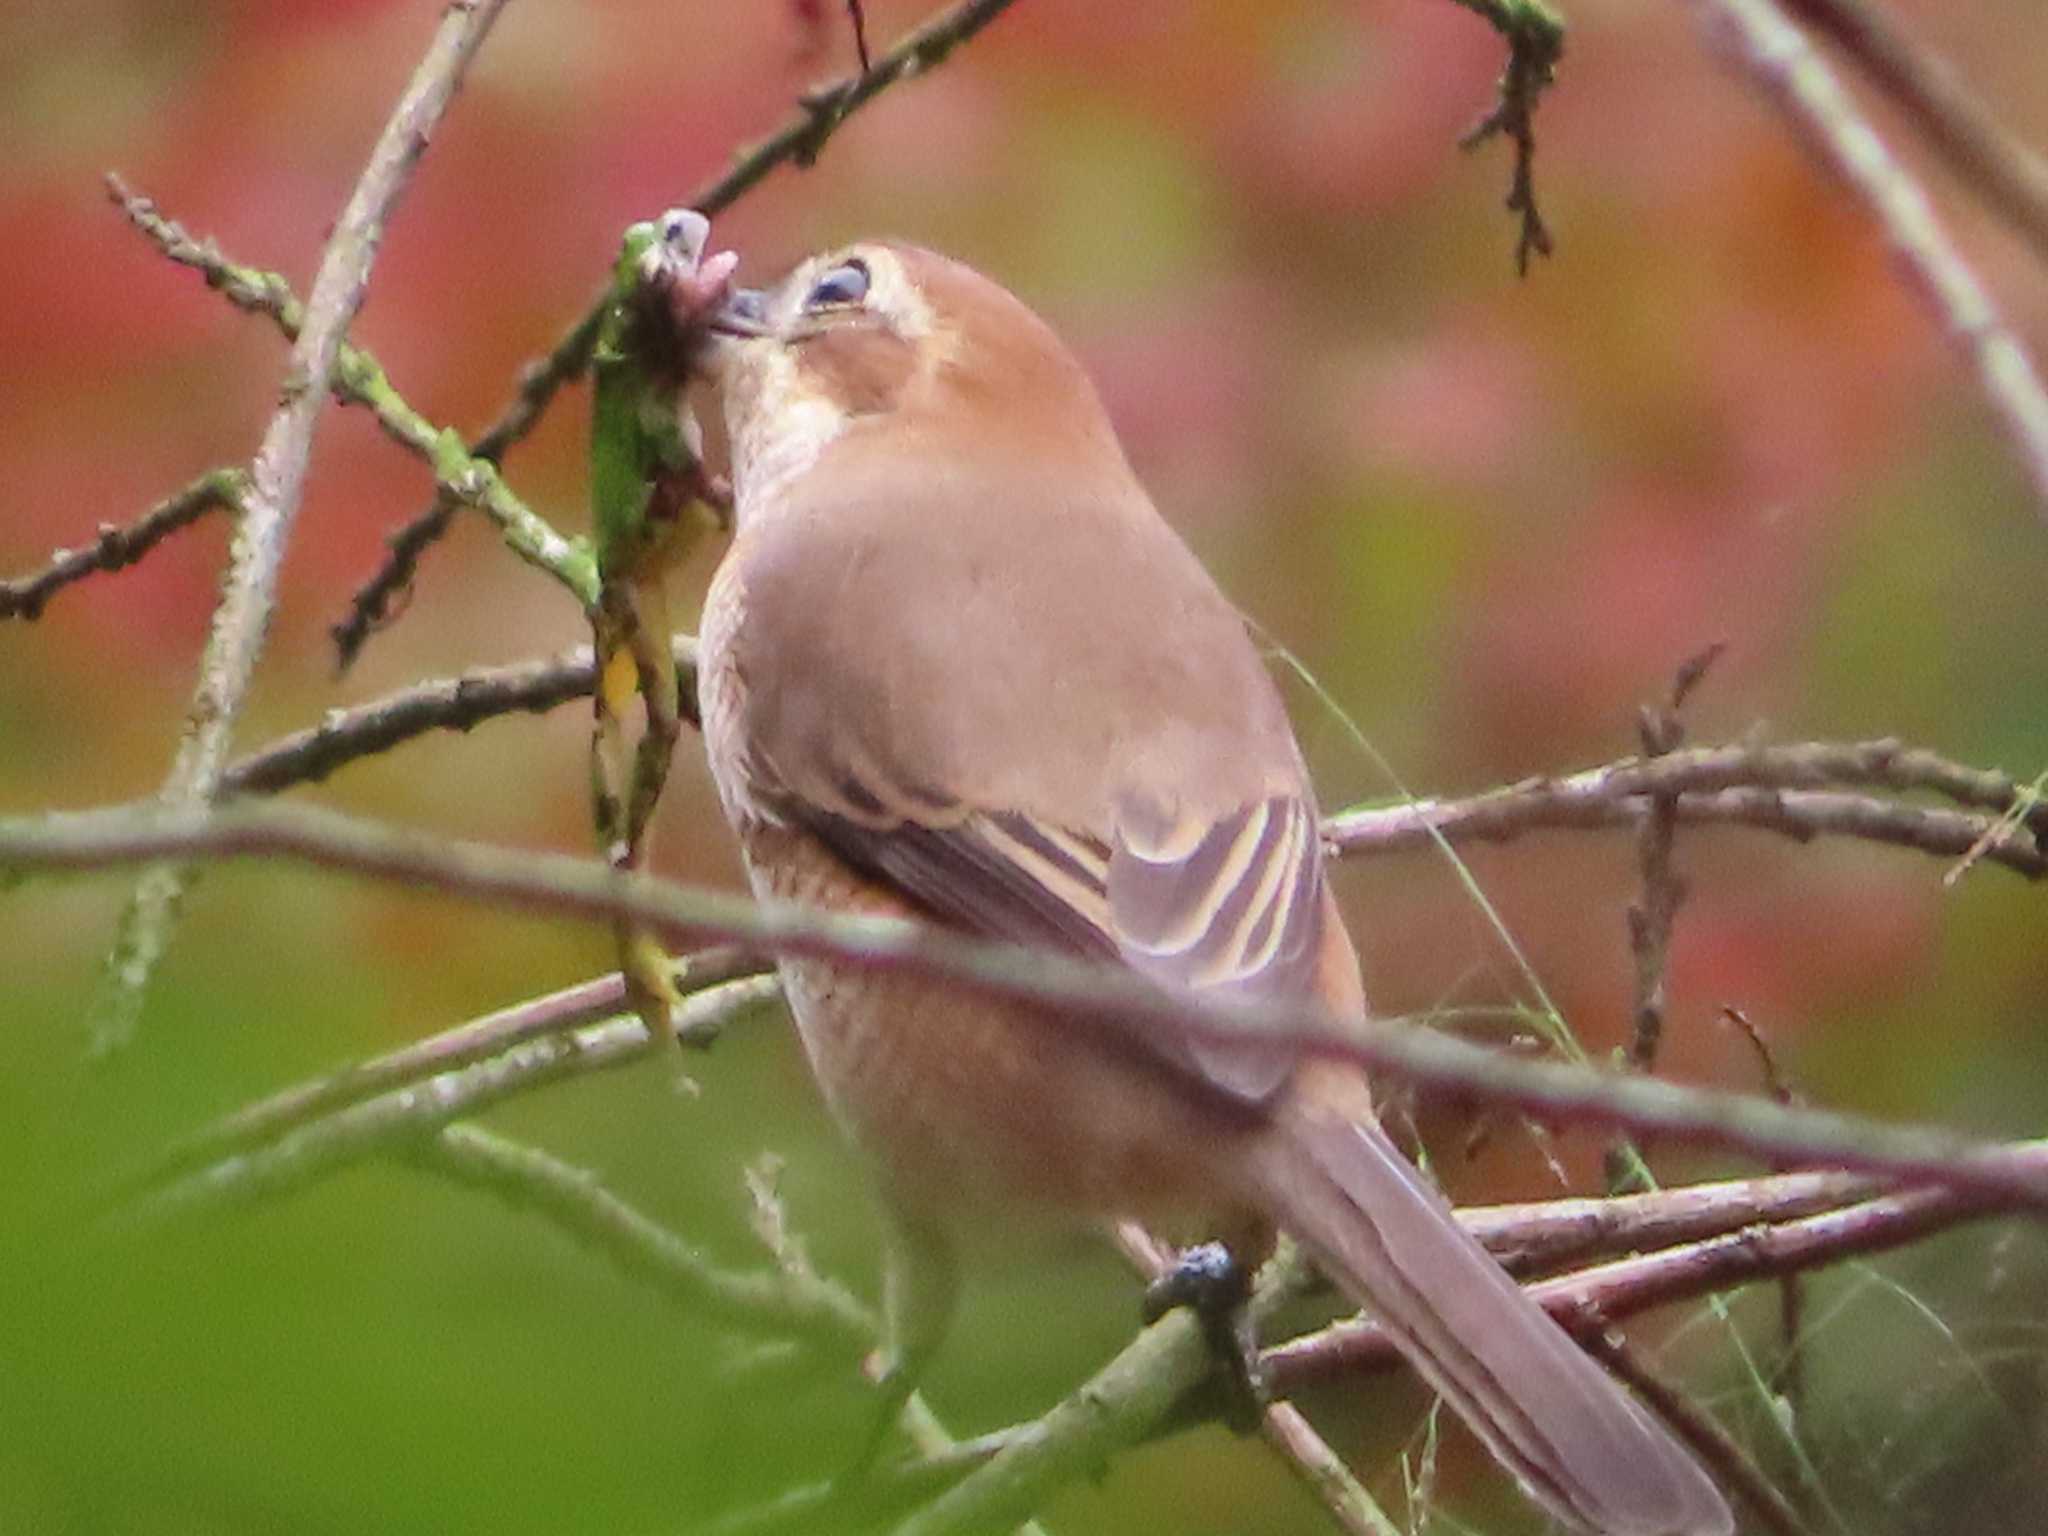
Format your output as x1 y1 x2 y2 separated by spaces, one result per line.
704 286 771 339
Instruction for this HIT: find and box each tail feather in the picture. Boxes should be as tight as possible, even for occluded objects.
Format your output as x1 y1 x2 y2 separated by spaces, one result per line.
1253 1103 1733 1536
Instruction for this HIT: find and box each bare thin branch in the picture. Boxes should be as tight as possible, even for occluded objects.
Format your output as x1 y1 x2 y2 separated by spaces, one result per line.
1682 0 2048 517
1328 748 2045 879
105 184 596 602
122 972 783 1229
91 0 515 1057
220 643 686 796
419 1123 871 1348
1266 1167 2027 1392
1607 649 1720 1189
211 631 2048 880
1450 0 1566 272
1464 1165 1889 1275
1779 0 2048 265
1 468 247 621
846 0 874 75
332 0 1026 667
150 946 764 1182
11 801 2047 1208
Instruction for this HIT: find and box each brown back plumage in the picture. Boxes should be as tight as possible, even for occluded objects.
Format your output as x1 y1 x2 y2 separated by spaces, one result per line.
698 241 1733 1535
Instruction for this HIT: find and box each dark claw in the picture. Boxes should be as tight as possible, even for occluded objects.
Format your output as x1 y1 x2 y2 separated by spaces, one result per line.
1142 1241 1267 1434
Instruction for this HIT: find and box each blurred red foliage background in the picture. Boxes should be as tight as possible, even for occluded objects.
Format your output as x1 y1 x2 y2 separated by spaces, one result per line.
2 2 2045 1532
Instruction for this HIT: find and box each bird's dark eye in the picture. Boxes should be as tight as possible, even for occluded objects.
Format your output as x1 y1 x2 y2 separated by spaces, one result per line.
804 259 870 310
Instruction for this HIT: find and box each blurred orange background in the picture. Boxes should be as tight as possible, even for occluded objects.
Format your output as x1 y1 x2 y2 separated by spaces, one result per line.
3 2 2045 1532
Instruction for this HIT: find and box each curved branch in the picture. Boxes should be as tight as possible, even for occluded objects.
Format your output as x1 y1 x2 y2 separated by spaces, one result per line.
1266 1163 2028 1393
11 800 2045 1209
123 973 783 1228
1779 0 2048 265
332 0 1027 666
1 468 246 622
890 1154 2030 1536
150 945 764 1182
1683 0 2048 519
90 0 517 1057
419 1122 871 1349
224 641 689 796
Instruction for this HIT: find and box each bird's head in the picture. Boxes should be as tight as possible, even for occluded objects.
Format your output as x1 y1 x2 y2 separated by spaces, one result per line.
702 242 1124 507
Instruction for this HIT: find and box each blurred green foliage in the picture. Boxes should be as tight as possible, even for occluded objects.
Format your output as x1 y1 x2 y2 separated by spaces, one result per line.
3 1 2046 1531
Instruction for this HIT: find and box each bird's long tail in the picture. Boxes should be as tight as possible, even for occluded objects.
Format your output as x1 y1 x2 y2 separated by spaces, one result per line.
1250 1098 1733 1536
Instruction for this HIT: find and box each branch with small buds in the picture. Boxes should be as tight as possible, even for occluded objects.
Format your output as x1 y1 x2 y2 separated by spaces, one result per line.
1607 645 1724 1192
212 643 2048 881
89 0 517 1063
105 181 597 604
1449 0 1566 272
330 0 1028 667
1325 743 2045 880
1 467 247 621
10 800 2047 1209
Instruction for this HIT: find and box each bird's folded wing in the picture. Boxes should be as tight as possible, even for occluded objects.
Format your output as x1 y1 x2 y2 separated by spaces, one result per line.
772 757 1324 1104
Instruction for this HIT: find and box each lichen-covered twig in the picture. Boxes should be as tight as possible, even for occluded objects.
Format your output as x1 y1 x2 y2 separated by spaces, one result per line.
89 0 517 1058
330 0 1026 667
418 1122 871 1350
12 800 2047 1209
121 972 783 1229
105 182 596 604
148 945 764 1184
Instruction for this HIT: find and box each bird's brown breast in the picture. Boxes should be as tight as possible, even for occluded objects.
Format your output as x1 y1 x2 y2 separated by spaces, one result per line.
727 816 1276 1252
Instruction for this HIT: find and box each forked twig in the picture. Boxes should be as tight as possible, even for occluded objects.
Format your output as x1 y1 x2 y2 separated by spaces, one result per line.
330 0 1025 667
90 0 516 1059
